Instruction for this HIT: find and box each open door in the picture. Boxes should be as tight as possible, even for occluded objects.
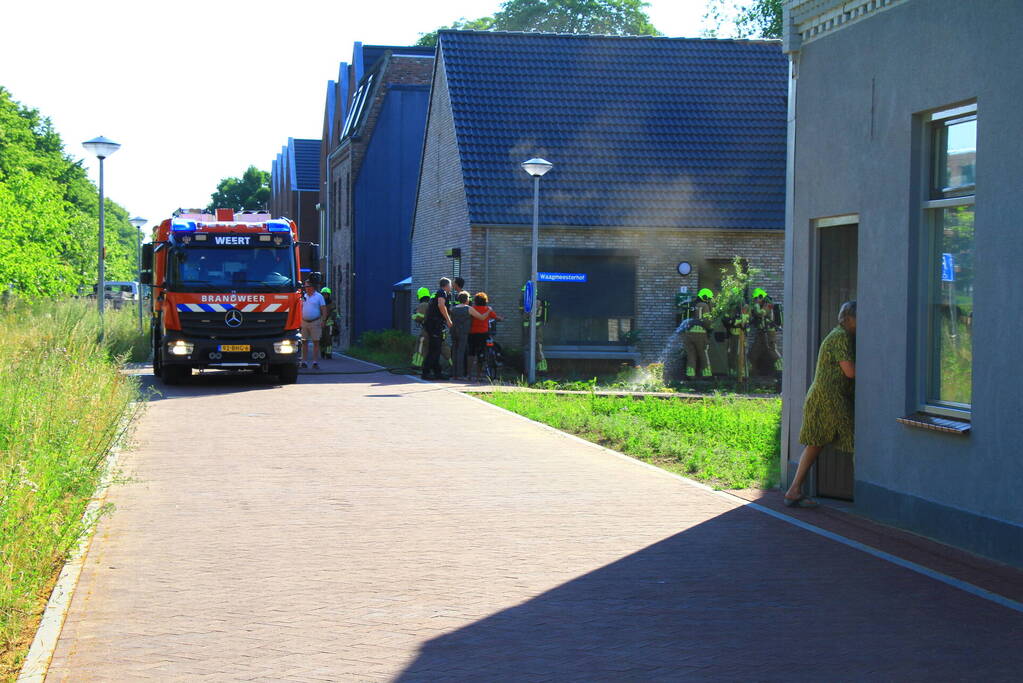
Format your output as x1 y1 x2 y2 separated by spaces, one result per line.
815 221 858 500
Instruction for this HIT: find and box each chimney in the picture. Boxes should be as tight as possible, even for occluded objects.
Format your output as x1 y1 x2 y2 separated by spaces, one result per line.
215 208 235 221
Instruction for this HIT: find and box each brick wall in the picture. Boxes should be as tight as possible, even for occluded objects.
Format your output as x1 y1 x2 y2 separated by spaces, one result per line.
329 151 353 348
411 50 472 302
473 226 784 363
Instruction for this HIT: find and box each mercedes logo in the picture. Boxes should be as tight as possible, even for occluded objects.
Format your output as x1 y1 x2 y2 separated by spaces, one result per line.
224 309 244 328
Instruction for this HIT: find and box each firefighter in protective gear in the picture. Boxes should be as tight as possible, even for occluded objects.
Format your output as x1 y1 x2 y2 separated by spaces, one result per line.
682 290 714 377
748 287 781 377
319 287 337 359
410 287 431 368
721 287 748 377
520 284 548 374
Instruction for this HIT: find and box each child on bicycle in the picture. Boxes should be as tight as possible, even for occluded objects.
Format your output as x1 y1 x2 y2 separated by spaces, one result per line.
468 292 503 381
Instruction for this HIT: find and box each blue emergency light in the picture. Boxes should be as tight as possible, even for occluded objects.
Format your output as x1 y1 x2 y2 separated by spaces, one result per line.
171 220 197 232
266 220 291 233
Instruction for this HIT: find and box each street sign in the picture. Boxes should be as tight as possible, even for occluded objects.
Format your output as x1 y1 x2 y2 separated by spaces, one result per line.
941 253 956 282
538 272 587 283
523 280 534 313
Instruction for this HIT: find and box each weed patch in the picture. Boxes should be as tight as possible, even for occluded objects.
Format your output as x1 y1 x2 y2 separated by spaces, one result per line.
0 299 142 676
481 392 780 489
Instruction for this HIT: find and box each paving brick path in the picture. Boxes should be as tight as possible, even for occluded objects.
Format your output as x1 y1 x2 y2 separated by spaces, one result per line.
46 357 1023 681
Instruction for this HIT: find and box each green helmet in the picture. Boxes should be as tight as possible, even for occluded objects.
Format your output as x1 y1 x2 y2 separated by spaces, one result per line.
320 286 332 294
753 287 767 299
698 288 713 301
416 286 430 300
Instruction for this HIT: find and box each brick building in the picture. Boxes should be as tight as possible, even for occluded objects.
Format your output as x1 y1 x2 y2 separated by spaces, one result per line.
270 137 321 272
411 31 788 364
320 42 435 348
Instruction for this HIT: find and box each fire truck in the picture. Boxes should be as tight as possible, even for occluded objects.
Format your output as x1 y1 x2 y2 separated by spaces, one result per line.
140 209 316 385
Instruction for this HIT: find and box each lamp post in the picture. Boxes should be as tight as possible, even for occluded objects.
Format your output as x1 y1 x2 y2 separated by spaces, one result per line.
82 136 121 340
520 157 553 384
129 216 147 333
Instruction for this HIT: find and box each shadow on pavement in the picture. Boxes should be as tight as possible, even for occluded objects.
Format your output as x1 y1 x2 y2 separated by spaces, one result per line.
395 504 1023 681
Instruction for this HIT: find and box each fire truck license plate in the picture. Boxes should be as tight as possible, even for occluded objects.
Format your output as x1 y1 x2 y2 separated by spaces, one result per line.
219 344 250 352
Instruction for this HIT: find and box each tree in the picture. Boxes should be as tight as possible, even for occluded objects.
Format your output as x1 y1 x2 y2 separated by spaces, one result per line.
206 166 270 212
417 0 660 46
703 0 782 39
0 86 136 296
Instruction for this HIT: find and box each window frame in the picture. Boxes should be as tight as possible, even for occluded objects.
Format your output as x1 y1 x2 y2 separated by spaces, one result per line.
916 102 976 419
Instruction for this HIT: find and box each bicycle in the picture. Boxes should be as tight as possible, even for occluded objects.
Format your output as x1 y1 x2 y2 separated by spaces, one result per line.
475 319 503 382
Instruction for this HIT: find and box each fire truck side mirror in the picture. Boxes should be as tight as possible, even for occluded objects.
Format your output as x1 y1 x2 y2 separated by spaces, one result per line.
139 271 153 286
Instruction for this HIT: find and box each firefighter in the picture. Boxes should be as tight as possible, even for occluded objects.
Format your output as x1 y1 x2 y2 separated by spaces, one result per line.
319 286 336 359
720 287 748 377
410 287 431 368
520 285 548 374
682 289 715 378
748 287 782 377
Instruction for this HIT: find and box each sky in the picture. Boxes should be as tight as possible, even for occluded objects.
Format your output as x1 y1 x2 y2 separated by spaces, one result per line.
0 0 728 228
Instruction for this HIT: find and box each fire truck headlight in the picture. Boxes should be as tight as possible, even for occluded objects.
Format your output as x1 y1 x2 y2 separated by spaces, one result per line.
273 340 297 354
168 340 194 356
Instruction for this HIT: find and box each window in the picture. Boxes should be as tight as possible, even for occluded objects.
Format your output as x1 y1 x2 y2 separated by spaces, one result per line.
340 75 373 140
535 249 636 346
921 104 976 415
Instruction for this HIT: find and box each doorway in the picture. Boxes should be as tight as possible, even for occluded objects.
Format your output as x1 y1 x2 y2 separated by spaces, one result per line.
815 220 858 500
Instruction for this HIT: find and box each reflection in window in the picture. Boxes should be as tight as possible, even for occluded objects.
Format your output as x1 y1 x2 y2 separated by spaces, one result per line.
924 104 975 412
929 206 974 406
933 115 976 197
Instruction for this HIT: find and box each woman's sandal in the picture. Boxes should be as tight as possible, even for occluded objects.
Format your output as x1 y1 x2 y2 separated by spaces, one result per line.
783 495 819 509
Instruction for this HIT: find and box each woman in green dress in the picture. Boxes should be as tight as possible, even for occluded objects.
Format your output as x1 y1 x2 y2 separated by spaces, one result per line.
784 301 856 508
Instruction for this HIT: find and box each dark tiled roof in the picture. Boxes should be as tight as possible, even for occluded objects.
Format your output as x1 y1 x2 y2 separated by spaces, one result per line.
290 138 321 191
439 31 787 229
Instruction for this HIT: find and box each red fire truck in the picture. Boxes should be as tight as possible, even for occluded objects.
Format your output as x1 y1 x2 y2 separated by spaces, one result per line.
140 209 316 385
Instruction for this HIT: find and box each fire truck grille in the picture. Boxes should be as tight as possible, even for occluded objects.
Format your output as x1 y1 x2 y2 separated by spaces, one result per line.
178 311 289 339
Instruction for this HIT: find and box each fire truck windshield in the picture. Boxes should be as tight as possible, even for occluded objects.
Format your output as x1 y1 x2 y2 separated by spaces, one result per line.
168 246 296 292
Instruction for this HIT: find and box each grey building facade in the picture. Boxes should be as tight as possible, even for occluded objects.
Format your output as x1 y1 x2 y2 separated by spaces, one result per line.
781 0 1023 566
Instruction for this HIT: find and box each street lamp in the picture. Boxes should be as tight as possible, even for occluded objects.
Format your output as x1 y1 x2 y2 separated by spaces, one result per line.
129 216 147 333
82 136 121 339
520 157 553 384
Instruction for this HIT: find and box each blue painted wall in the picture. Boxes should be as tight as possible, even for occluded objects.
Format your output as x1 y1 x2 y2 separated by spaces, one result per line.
353 85 430 337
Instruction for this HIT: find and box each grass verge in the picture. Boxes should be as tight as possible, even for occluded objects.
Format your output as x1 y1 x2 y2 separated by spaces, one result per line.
0 299 143 678
480 392 781 490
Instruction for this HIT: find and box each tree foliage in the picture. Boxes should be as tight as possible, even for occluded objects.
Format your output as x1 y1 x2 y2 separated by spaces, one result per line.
703 0 783 39
0 87 138 296
205 166 270 212
417 0 660 46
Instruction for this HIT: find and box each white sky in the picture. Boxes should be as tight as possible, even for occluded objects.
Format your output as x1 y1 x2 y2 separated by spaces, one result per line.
0 0 722 228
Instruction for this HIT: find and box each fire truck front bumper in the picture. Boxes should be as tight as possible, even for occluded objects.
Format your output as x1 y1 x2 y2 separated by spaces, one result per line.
161 330 302 369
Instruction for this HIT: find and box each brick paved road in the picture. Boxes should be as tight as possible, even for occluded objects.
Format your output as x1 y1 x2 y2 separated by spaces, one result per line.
46 357 1023 681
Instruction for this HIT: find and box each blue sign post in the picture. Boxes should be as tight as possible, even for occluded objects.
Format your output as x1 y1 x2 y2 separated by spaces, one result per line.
523 280 534 314
538 272 587 283
941 253 956 282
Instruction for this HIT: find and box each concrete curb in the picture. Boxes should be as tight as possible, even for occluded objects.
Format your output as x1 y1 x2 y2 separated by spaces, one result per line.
458 390 1023 615
16 405 140 682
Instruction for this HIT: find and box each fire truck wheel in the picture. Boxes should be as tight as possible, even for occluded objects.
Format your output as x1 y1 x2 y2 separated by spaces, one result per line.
161 365 190 385
275 364 299 385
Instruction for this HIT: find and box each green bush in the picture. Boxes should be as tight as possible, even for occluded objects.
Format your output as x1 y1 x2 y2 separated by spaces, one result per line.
358 329 417 354
482 392 781 489
0 299 141 674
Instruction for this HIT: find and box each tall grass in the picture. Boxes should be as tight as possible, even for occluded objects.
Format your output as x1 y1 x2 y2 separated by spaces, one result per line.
482 392 781 489
346 329 417 368
0 299 143 675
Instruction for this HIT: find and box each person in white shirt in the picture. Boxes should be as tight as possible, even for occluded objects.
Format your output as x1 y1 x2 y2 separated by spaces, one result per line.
301 281 326 369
